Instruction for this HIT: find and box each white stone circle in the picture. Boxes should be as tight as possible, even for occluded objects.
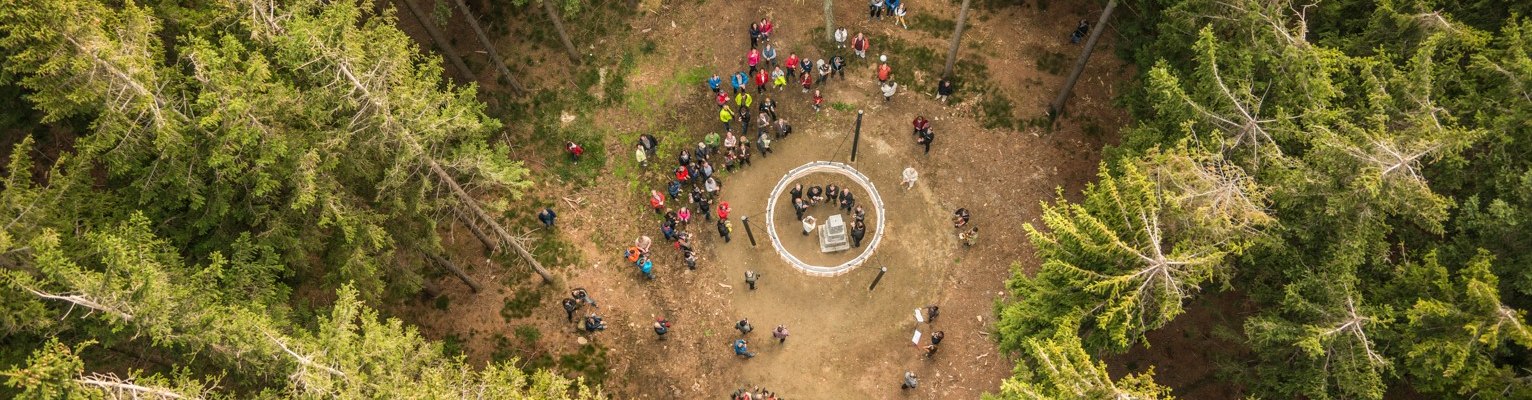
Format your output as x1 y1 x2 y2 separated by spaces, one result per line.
764 161 886 277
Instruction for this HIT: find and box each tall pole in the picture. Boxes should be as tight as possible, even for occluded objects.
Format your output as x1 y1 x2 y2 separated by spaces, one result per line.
1049 0 1118 118
942 0 973 78
851 110 864 162
869 266 887 291
824 0 835 42
742 216 758 247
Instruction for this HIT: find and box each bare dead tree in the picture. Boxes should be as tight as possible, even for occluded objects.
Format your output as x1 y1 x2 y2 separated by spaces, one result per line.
942 0 972 78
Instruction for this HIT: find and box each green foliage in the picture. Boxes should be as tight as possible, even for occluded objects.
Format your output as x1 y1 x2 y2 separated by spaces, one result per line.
987 317 1175 400
1003 0 1532 398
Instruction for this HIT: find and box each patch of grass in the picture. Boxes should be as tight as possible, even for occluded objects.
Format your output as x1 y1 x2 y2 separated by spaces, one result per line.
433 294 451 311
640 39 657 55
442 334 465 358
604 51 637 105
514 325 542 345
830 101 856 112
908 14 955 38
1034 50 1069 76
500 287 545 321
492 334 516 363
558 344 608 385
978 87 1019 130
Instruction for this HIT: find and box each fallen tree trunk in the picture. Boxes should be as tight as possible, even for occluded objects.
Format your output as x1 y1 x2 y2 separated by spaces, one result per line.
423 251 483 293
451 0 526 94
397 0 476 82
454 207 500 253
428 160 555 283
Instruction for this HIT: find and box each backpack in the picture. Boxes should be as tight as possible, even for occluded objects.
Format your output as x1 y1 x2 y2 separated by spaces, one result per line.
625 246 642 263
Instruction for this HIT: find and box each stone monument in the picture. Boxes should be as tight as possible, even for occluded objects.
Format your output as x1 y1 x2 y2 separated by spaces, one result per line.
819 214 851 253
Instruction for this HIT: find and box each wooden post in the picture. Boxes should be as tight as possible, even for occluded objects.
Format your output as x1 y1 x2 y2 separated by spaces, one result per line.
1049 0 1118 118
942 0 973 78
851 110 863 162
451 0 526 94
396 0 476 82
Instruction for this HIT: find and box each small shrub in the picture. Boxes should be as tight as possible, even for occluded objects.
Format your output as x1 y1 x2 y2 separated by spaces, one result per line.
434 294 451 310
514 325 542 345
500 288 544 321
442 334 465 358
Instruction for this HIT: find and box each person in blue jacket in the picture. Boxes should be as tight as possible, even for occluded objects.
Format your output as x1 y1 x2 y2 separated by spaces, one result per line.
731 71 748 95
639 257 655 279
707 73 723 94
733 339 755 358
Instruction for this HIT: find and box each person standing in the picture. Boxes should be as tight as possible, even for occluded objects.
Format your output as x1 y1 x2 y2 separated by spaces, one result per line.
793 197 808 221
959 227 979 247
901 372 918 389
762 44 778 68
635 144 648 168
877 59 892 84
719 106 735 132
850 220 866 247
707 73 723 94
717 201 732 220
736 318 754 334
757 132 773 157
748 22 762 49
649 190 666 214
893 3 909 29
852 33 870 59
834 27 848 48
747 48 761 74
734 339 755 358
731 71 748 95
812 90 825 113
745 270 760 290
718 218 732 243
902 166 919 189
772 325 790 344
561 297 580 322
754 68 769 94
916 124 934 154
869 0 885 20
881 81 898 103
571 287 598 308
831 55 847 80
925 305 940 323
654 318 672 340
1071 20 1090 44
537 207 557 228
936 78 955 103
771 66 787 91
583 314 607 332
816 59 831 86
785 53 800 77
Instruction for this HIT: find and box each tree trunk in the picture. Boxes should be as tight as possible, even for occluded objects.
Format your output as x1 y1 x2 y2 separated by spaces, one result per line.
1049 0 1118 118
942 0 973 78
397 0 476 82
454 208 500 253
427 160 556 283
824 0 835 42
542 0 582 64
451 0 526 94
423 251 483 293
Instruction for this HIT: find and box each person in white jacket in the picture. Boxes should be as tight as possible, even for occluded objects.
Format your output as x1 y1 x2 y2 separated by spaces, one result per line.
834 27 848 48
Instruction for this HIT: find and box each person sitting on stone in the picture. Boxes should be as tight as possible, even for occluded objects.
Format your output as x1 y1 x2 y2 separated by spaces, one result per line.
952 208 971 228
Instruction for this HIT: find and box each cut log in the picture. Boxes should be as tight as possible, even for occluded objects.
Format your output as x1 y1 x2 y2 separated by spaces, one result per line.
423 251 483 293
451 0 526 94
397 0 476 82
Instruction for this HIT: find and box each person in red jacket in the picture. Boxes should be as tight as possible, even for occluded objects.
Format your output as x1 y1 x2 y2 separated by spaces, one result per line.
800 71 813 93
754 69 769 94
877 61 892 84
716 90 728 107
852 32 870 59
649 190 665 214
675 165 691 184
785 53 800 77
717 201 731 220
565 141 584 161
812 90 825 113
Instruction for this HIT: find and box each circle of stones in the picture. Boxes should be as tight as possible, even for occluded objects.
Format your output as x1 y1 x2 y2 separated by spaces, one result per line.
763 161 886 276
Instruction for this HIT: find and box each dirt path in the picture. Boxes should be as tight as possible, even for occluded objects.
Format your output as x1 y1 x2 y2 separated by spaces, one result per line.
392 1 1128 398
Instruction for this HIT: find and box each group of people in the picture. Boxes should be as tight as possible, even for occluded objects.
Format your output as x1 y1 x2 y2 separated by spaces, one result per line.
953 208 978 246
730 386 783 400
558 288 607 333
731 318 792 359
788 181 869 247
902 305 945 390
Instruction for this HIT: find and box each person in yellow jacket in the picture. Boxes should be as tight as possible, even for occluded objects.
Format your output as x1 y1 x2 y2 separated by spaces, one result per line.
734 92 753 109
719 105 735 131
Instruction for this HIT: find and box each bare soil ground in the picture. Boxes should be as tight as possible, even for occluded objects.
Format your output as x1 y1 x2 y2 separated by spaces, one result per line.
390 0 1132 398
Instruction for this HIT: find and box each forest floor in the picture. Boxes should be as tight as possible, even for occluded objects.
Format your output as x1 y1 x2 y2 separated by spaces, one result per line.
389 0 1134 398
